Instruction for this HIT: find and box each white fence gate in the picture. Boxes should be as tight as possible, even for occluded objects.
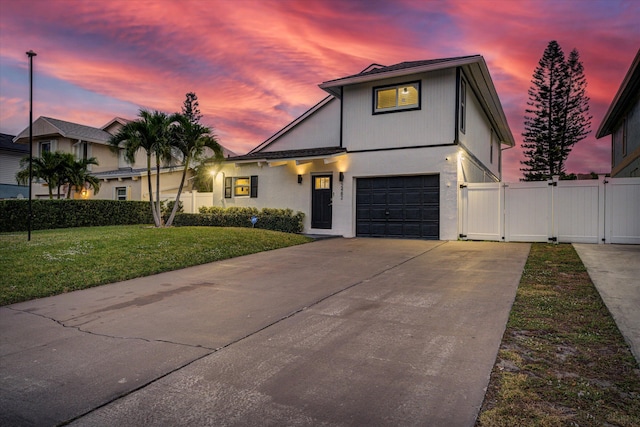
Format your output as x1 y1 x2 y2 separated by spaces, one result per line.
459 177 640 244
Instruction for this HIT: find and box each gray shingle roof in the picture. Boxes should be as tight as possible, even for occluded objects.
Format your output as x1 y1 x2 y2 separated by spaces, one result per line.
0 133 27 152
322 55 481 85
229 147 347 162
40 117 113 143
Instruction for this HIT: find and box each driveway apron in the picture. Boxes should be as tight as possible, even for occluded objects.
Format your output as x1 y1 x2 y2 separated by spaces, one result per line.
1 239 530 426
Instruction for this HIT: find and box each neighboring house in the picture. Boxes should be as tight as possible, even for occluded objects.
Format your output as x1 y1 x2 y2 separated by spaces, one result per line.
0 133 29 199
12 116 189 200
214 55 515 240
597 49 640 178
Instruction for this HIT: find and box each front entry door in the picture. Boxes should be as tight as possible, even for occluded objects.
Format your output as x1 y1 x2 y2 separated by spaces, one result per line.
311 175 332 229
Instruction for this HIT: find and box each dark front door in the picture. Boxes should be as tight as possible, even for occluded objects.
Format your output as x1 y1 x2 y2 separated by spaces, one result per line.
356 175 439 239
312 175 332 229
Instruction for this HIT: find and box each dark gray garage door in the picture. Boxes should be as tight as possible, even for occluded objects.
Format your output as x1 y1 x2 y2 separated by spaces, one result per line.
356 175 439 239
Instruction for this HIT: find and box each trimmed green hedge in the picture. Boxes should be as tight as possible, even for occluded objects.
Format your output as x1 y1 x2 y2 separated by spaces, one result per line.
0 199 153 232
174 207 305 233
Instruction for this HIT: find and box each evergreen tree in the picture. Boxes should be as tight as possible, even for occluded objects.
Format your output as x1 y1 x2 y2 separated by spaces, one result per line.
182 92 202 124
521 41 591 181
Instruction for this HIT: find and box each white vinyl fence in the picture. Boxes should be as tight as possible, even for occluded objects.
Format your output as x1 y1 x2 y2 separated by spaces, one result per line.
160 191 215 214
459 177 640 244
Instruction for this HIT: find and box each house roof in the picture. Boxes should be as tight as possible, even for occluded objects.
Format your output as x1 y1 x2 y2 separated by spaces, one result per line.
13 116 114 145
93 165 185 180
229 147 347 164
101 117 130 130
596 49 640 138
319 55 515 147
0 133 27 153
319 55 482 95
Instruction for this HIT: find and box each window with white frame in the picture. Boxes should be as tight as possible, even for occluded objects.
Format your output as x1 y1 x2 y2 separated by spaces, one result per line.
115 187 127 201
39 140 55 156
373 82 420 114
225 176 258 198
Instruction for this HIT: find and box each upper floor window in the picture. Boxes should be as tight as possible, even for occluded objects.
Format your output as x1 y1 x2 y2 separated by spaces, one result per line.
459 79 467 134
373 81 420 114
39 140 57 157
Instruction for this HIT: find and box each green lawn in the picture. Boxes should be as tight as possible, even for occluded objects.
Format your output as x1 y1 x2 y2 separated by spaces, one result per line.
477 244 640 426
0 225 312 305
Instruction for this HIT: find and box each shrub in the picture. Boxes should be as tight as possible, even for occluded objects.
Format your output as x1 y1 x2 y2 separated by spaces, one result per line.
0 199 153 232
178 207 304 233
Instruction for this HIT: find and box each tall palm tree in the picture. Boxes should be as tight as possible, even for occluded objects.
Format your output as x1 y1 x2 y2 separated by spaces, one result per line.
63 156 100 198
109 110 175 227
16 151 66 199
165 114 223 226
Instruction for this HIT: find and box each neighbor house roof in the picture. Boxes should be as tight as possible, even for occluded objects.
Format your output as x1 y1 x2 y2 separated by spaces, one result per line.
596 49 640 138
13 116 114 145
319 55 515 147
229 147 347 164
0 133 27 153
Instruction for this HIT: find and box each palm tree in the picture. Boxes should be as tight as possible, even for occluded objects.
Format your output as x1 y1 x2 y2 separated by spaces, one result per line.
165 114 223 226
16 151 66 199
109 110 175 227
63 156 100 198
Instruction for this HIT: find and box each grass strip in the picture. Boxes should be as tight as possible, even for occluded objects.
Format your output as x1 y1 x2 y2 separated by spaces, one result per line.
0 225 311 306
477 243 640 426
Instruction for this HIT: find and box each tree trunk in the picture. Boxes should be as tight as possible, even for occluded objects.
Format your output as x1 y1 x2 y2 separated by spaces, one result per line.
155 155 162 226
165 157 190 227
146 154 160 227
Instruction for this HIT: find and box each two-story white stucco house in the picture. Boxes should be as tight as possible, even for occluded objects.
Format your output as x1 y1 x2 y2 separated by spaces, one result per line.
211 55 515 240
13 116 194 200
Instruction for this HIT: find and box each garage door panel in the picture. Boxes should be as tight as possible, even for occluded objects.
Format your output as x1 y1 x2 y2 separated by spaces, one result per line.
404 208 422 220
356 175 439 240
387 193 403 204
370 193 386 204
387 208 404 220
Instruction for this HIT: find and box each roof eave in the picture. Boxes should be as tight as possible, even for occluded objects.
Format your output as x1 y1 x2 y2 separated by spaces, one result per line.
319 56 482 97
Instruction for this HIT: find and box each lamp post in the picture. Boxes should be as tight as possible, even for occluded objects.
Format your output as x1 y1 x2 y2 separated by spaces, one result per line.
26 50 37 242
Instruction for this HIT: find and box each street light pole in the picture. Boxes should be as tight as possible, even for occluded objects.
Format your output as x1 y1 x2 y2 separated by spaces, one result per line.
26 50 37 242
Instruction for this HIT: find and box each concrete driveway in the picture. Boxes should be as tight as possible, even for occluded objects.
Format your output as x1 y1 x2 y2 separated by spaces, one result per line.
1 239 530 427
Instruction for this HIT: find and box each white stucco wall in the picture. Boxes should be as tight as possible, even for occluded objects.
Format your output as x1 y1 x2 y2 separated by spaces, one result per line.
214 145 460 240
343 69 457 151
261 98 341 152
458 75 501 181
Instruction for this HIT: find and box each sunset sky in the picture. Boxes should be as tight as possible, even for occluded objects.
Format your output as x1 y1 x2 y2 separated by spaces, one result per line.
1 0 638 181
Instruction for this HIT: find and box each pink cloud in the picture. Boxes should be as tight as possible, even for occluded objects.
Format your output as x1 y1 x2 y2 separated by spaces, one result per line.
1 0 638 180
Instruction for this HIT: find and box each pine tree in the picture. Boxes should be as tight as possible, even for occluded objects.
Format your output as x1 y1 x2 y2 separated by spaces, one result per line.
521 41 591 181
182 92 202 124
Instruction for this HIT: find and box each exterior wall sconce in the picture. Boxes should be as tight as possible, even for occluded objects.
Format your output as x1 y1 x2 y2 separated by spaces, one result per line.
339 172 344 182
298 174 303 184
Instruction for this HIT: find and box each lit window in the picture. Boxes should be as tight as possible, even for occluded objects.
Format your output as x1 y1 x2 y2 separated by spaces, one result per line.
373 82 420 113
225 176 258 198
315 177 331 189
234 178 250 196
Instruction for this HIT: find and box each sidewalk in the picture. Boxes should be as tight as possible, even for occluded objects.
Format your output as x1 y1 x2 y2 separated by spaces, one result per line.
573 244 640 366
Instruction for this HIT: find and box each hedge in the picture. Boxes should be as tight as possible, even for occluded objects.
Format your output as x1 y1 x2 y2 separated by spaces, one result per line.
173 207 305 233
0 199 153 232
